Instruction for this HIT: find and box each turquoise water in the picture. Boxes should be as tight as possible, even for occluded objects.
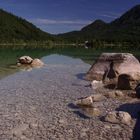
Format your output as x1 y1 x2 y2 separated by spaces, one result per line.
0 47 140 79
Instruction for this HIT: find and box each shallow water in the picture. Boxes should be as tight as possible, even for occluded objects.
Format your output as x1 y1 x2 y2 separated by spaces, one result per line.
0 48 94 79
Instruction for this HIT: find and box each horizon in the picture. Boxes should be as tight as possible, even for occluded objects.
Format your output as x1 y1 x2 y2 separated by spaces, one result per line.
0 0 140 34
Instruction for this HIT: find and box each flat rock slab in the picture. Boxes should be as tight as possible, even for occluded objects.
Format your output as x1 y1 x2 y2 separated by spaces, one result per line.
0 54 135 139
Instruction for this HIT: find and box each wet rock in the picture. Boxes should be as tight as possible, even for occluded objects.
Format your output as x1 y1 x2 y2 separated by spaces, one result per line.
31 58 44 67
105 90 124 98
115 91 124 97
11 124 29 137
91 80 103 90
105 111 132 125
82 107 101 117
18 56 33 64
75 96 93 107
75 94 104 107
91 94 105 101
105 92 116 98
85 53 140 90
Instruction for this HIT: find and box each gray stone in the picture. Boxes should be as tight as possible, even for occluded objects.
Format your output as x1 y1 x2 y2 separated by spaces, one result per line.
91 80 103 90
75 96 93 107
105 91 124 98
91 94 105 101
105 111 132 125
18 56 33 64
82 107 101 117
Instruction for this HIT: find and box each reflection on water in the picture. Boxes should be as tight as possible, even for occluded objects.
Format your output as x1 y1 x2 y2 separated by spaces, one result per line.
0 47 103 79
0 51 90 80
1 47 137 80
42 54 84 65
0 65 19 79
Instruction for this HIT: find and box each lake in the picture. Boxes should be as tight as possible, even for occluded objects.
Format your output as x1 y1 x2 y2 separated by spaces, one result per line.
0 47 139 139
0 47 140 79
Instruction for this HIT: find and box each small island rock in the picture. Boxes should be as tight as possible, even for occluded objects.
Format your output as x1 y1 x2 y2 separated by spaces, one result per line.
18 56 33 64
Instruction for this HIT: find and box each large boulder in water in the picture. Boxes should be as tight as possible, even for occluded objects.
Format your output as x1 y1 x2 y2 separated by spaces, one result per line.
85 53 140 89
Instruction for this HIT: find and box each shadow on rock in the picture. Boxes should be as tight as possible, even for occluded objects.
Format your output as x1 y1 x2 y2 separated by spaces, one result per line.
104 84 116 89
116 102 140 140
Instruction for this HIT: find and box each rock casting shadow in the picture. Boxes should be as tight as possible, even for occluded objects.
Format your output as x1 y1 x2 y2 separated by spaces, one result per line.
68 103 90 119
116 102 140 140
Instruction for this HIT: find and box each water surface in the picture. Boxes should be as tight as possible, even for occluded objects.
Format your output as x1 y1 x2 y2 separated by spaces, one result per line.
0 47 140 79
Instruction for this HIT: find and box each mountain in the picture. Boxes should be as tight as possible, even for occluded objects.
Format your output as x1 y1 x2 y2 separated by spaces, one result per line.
57 20 107 42
0 9 53 42
58 4 140 42
112 5 140 25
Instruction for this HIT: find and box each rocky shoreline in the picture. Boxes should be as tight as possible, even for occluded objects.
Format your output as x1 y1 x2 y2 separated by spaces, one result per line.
0 54 139 139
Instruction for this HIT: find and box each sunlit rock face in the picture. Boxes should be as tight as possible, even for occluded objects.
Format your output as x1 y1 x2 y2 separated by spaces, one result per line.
86 53 140 90
18 56 33 64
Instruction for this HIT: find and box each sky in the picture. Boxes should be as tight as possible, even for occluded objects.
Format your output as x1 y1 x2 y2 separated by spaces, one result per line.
0 0 140 34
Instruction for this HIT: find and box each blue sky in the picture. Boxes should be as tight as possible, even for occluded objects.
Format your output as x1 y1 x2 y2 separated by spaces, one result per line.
0 0 140 34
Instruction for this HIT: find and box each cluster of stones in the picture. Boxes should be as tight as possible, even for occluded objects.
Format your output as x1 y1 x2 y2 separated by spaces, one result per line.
75 92 132 125
17 56 44 68
74 53 140 125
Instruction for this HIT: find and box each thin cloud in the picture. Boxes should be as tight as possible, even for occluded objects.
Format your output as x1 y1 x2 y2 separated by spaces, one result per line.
101 14 118 18
100 12 121 19
31 18 92 25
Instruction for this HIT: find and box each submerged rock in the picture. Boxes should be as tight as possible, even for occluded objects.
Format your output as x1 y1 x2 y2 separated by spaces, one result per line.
75 96 93 107
105 111 132 125
82 107 101 117
91 80 103 90
31 58 44 67
91 94 105 101
85 53 140 90
105 90 124 98
75 94 105 107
